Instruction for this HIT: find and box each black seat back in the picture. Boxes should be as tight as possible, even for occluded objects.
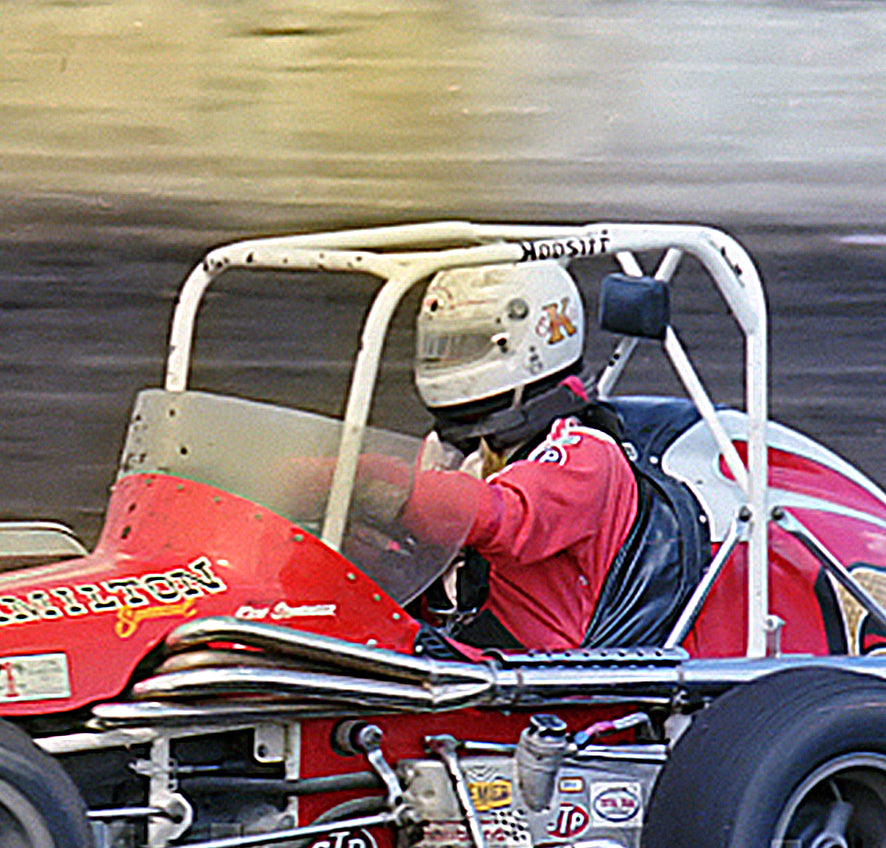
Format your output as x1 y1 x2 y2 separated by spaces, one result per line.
583 398 711 648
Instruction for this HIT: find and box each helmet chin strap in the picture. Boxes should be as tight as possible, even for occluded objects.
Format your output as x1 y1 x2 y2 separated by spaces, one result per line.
435 381 591 454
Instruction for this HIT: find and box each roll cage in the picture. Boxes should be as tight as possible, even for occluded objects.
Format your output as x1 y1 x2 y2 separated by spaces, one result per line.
167 222 769 653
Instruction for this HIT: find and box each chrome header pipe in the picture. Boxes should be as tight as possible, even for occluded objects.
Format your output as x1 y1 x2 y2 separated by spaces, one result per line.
165 617 493 686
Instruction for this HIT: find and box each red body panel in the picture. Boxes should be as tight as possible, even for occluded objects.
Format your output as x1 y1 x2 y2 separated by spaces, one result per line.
0 474 418 716
723 441 886 520
692 442 886 656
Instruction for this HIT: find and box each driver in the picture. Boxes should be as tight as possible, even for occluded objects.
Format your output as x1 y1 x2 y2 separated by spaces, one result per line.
402 261 639 652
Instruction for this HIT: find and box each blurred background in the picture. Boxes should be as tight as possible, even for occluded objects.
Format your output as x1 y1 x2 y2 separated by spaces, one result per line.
1 0 885 544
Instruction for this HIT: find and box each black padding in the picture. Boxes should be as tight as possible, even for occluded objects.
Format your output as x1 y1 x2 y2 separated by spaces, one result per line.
583 475 703 647
599 273 670 340
582 397 711 648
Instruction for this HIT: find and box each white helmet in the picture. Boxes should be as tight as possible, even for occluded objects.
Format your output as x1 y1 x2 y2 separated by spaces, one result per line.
415 261 584 411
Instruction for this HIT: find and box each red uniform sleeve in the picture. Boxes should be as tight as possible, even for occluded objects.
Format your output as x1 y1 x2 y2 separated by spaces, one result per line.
401 469 492 548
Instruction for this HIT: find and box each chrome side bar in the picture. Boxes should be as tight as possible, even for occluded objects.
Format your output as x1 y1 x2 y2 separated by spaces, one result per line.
131 665 491 712
98 654 886 730
165 617 492 686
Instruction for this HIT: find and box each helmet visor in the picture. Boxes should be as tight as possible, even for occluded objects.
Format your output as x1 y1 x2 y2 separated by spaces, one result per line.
417 325 499 371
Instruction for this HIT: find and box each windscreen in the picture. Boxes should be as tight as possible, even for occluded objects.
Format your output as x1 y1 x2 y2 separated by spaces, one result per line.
120 389 473 604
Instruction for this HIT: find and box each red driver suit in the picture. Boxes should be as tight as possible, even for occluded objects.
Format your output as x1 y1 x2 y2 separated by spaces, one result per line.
405 417 639 651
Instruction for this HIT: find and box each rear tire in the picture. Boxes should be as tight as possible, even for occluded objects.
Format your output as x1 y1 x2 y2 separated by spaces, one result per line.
0 720 93 847
642 667 886 847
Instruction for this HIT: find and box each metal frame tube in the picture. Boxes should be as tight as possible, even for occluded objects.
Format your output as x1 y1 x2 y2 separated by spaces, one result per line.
773 507 886 634
664 512 747 648
161 222 769 652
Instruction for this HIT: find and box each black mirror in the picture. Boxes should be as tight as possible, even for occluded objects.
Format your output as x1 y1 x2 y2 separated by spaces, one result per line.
598 273 670 340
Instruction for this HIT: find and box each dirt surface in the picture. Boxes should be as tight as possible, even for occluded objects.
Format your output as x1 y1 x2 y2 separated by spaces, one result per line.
1 0 885 545
1 203 884 547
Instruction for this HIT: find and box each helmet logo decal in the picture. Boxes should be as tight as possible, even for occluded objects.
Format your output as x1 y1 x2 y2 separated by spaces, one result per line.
538 298 578 344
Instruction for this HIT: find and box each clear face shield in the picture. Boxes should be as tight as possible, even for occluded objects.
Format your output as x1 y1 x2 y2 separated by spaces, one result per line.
416 282 511 373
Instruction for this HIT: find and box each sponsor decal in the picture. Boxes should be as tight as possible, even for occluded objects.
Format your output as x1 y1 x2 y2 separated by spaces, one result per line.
469 778 513 812
421 823 519 846
0 652 70 702
116 597 197 638
537 299 578 345
310 829 376 848
519 234 610 263
0 557 227 629
530 445 568 466
547 803 589 839
558 776 585 794
527 443 567 466
235 601 337 622
833 563 886 655
590 782 642 827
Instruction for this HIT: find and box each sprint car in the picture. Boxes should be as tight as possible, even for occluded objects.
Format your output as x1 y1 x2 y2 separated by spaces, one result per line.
2 221 886 848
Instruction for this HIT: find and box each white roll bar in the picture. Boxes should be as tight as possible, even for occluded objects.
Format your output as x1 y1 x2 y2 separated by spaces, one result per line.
164 221 769 657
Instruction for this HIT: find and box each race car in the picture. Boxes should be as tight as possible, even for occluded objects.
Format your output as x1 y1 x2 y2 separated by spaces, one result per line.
1 221 886 848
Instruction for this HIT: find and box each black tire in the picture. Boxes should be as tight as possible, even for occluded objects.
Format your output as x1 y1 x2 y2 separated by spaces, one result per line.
642 667 886 848
0 720 93 847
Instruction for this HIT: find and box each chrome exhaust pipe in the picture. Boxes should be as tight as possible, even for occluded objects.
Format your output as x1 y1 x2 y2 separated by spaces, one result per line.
165 617 492 685
132 665 494 712
93 621 886 730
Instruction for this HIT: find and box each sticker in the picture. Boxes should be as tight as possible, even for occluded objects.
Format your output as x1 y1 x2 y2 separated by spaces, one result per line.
469 778 513 812
548 803 590 839
0 652 70 702
536 299 578 345
310 829 376 848
591 782 642 827
558 776 585 793
527 443 567 466
519 235 610 263
421 821 526 847
235 601 337 622
272 601 337 620
0 557 228 629
116 597 197 638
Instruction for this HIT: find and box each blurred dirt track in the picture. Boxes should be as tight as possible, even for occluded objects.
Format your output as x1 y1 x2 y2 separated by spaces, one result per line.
1 0 884 544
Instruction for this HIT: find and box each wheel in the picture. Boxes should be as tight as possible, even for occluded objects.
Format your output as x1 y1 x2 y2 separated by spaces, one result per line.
642 667 886 848
0 720 93 847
